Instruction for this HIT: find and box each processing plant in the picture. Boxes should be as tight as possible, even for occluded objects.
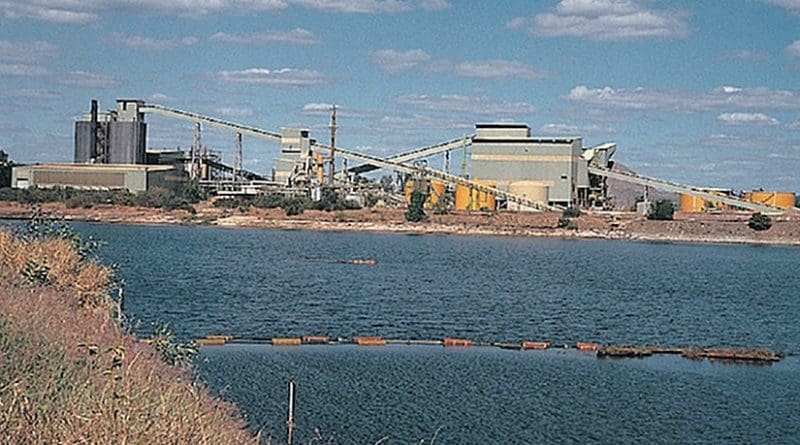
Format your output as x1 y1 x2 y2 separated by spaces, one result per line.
8 98 797 215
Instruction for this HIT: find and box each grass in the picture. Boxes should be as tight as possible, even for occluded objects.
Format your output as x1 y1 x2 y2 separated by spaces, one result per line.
0 228 257 444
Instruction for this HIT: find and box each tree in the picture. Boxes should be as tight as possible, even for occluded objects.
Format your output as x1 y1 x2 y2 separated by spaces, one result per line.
647 199 675 220
747 213 772 231
404 190 428 222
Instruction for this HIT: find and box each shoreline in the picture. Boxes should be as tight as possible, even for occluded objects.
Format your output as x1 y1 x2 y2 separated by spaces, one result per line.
1 201 799 247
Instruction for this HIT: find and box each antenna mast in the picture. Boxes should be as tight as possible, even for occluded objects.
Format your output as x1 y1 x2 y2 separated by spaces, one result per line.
328 104 337 187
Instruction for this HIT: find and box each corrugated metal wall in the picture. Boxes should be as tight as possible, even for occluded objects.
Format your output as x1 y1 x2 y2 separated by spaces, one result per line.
33 169 126 188
74 121 95 163
109 121 146 164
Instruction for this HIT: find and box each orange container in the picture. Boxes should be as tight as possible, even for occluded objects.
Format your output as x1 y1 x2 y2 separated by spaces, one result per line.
302 336 330 344
196 338 226 346
576 342 599 352
354 336 386 346
522 341 550 350
272 337 302 346
205 335 232 341
443 337 472 347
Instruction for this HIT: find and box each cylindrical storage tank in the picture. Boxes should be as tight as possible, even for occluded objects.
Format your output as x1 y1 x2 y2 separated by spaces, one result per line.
680 194 706 213
426 180 446 209
745 191 796 209
508 181 549 212
455 180 496 211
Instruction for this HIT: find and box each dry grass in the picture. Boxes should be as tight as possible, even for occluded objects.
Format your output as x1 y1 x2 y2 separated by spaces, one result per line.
0 228 258 444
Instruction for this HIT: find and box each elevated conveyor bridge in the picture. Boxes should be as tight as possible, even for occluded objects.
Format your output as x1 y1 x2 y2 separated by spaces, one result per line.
140 103 561 212
589 166 787 215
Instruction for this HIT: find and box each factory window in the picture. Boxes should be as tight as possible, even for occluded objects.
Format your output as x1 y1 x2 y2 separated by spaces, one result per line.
560 174 568 180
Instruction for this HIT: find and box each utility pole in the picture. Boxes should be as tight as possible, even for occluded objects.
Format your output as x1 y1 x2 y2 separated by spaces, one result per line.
328 104 337 187
287 377 297 445
233 132 243 181
191 122 202 180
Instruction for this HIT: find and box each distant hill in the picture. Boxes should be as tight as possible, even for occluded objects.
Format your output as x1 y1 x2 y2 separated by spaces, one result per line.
606 162 678 211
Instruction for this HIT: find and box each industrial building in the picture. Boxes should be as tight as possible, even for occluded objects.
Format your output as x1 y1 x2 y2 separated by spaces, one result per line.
470 123 589 207
6 97 794 215
11 164 180 193
75 100 147 164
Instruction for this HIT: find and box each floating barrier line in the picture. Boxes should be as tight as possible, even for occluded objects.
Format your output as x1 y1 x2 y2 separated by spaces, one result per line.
194 335 782 364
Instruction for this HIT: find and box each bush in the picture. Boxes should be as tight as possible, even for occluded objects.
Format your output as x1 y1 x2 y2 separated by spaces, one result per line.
747 213 772 231
562 208 581 218
251 193 285 209
212 197 243 209
647 199 675 221
405 190 428 222
281 196 307 216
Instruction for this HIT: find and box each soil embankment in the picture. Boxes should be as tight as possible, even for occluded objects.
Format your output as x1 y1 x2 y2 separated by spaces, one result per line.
1 201 799 246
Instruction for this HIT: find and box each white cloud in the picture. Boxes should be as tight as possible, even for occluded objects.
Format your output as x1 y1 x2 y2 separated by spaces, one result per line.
371 50 547 81
111 33 198 51
0 2 99 24
213 68 328 86
57 70 120 88
216 107 255 118
419 0 449 11
538 123 616 135
787 120 800 130
787 40 800 58
453 60 547 80
395 94 536 115
761 0 800 15
377 113 471 131
723 49 770 61
149 93 176 103
288 0 412 13
566 85 800 112
0 63 49 76
371 49 431 73
1 88 61 99
0 40 58 62
717 112 779 126
211 28 320 45
0 0 447 22
509 0 691 41
299 103 377 118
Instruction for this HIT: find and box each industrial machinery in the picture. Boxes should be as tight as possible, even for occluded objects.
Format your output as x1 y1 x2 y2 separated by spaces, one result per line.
56 99 797 215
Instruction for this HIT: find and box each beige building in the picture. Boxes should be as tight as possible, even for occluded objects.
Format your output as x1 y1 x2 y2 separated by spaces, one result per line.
11 164 183 193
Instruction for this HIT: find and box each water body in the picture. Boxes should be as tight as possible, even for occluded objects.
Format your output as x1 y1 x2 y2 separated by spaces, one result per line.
42 223 800 443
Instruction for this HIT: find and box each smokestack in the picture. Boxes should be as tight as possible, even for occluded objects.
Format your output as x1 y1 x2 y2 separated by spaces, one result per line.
90 99 98 161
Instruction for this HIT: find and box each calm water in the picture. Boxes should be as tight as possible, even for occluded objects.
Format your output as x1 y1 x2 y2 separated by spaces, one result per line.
34 223 800 443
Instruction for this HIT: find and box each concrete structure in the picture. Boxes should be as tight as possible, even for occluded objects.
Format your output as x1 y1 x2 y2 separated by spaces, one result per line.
75 100 147 165
11 164 181 193
470 124 588 207
274 128 313 186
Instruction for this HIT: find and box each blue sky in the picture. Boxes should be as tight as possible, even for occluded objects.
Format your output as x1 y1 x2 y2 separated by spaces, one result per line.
1 0 799 191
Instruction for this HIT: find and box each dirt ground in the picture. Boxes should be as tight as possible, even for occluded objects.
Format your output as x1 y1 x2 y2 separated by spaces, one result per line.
1 201 798 246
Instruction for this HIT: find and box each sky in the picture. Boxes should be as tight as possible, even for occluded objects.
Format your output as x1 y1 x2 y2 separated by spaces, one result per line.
0 0 799 191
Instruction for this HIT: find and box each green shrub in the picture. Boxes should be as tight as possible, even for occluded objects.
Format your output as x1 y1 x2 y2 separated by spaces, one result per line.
647 199 675 221
251 194 285 209
747 213 772 231
212 198 242 209
281 197 308 216
562 208 581 218
405 190 428 222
